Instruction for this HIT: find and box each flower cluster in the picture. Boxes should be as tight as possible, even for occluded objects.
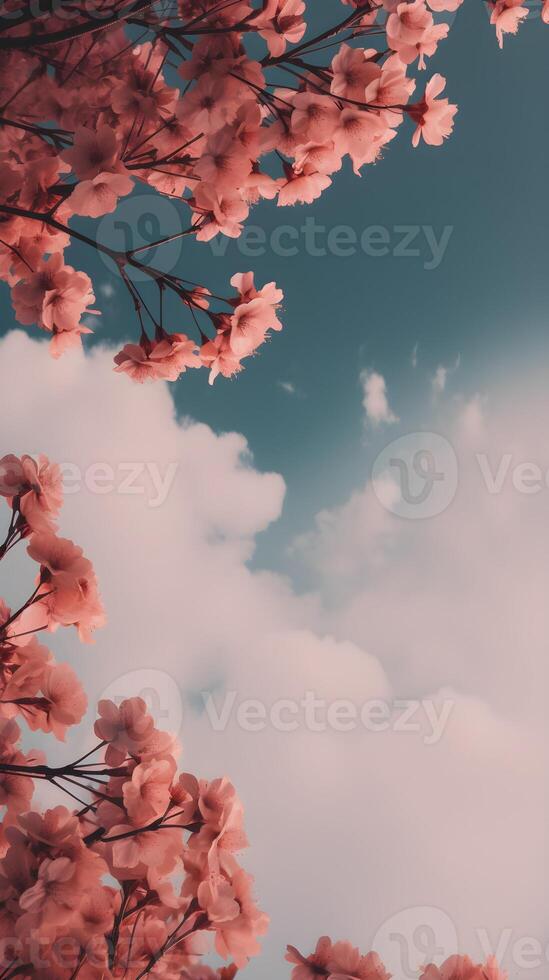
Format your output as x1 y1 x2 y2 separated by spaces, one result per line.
0 453 102 765
0 700 268 977
286 939 507 980
0 0 473 382
0 452 266 977
0 454 103 843
0 453 105 644
113 272 283 385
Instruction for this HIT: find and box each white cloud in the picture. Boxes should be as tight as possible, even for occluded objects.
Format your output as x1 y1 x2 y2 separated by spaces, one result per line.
0 332 545 980
431 354 461 395
411 342 419 368
278 381 297 395
360 370 399 426
432 364 448 393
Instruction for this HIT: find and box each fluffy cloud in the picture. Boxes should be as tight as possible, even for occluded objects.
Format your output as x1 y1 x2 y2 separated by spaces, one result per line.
0 332 545 980
411 342 419 368
431 354 461 396
360 370 399 426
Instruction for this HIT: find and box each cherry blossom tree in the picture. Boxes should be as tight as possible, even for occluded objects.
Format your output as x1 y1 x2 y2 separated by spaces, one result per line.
0 450 511 977
0 0 543 384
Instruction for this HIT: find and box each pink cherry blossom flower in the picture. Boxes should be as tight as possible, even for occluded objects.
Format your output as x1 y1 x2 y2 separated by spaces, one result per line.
149 332 201 380
195 128 253 191
19 855 76 922
229 297 282 356
9 454 63 533
11 254 98 352
178 35 240 83
110 42 178 122
212 868 269 968
291 93 340 144
194 186 250 241
114 333 200 383
387 0 449 68
420 955 484 980
230 272 283 307
62 124 127 180
198 875 240 923
285 937 334 980
242 169 282 204
490 0 529 46
26 532 105 642
331 45 382 100
18 805 80 848
113 341 166 383
73 887 116 943
329 941 390 979
123 758 175 825
277 163 332 206
409 74 457 146
182 75 238 133
67 172 134 218
35 663 87 741
252 0 307 56
200 333 244 385
94 697 155 764
0 720 34 818
334 109 396 173
364 53 416 121
0 455 27 498
108 821 182 877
